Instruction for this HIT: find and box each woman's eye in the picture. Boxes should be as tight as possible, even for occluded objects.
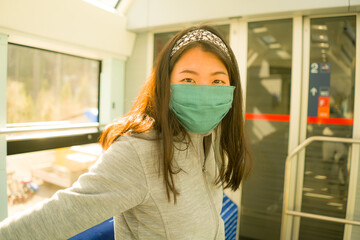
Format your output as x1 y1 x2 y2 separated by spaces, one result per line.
181 78 195 83
213 80 225 85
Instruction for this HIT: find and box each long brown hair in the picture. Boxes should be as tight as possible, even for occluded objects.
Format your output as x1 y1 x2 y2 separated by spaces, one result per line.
99 25 252 203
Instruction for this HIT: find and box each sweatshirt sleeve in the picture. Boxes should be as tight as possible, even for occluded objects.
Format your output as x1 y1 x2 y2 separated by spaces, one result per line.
0 138 149 240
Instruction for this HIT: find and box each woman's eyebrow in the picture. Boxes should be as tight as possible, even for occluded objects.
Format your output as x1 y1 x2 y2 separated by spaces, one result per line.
179 70 228 76
179 70 198 75
211 71 228 76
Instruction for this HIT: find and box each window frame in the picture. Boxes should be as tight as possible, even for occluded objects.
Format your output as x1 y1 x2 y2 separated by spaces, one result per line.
5 43 103 155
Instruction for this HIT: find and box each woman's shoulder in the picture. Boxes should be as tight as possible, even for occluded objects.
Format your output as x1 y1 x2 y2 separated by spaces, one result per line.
96 131 159 172
110 130 159 155
118 130 158 143
104 131 160 173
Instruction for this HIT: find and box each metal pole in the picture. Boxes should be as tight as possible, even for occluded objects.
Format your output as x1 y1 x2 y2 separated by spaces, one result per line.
287 210 360 226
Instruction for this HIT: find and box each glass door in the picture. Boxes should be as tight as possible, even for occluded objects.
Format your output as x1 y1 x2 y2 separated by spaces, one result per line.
240 14 360 240
240 18 293 240
296 15 357 240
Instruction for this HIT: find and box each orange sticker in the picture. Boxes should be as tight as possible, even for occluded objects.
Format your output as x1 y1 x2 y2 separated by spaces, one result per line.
318 96 330 118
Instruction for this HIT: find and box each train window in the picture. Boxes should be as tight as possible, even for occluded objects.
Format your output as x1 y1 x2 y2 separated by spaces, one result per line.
7 44 100 126
6 143 102 217
5 44 103 217
6 44 101 155
83 0 121 12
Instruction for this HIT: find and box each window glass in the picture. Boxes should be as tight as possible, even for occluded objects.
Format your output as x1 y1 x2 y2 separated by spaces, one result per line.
97 0 119 7
300 16 356 240
240 19 293 240
6 143 102 216
83 0 120 11
7 44 100 125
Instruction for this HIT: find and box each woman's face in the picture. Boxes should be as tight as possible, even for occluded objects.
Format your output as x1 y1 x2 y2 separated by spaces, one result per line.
170 47 230 86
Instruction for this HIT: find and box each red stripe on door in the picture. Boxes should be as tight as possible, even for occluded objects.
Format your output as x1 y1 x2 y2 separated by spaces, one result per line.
245 113 290 122
307 116 353 125
245 113 353 126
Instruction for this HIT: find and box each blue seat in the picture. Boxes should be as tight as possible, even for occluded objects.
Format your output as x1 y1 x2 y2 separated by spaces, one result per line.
69 218 114 240
69 193 238 240
220 193 238 240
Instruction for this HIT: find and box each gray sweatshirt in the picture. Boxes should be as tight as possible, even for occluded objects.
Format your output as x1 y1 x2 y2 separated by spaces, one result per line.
0 130 225 239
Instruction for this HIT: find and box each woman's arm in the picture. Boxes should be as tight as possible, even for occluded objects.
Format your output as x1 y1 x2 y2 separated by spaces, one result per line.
0 138 148 239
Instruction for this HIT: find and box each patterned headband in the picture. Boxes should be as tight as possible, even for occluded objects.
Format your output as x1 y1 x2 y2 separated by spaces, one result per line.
170 29 230 58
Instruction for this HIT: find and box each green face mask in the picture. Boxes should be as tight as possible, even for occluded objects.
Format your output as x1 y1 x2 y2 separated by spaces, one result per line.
170 84 235 134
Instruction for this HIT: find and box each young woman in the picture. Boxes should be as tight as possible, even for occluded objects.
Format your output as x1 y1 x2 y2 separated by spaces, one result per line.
0 25 251 239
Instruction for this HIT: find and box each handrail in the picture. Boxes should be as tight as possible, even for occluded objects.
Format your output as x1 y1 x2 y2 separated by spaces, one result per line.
280 136 360 240
0 123 106 134
287 210 360 226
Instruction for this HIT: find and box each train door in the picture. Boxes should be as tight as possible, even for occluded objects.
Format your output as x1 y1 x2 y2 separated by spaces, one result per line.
238 14 360 240
285 15 360 240
239 18 296 240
